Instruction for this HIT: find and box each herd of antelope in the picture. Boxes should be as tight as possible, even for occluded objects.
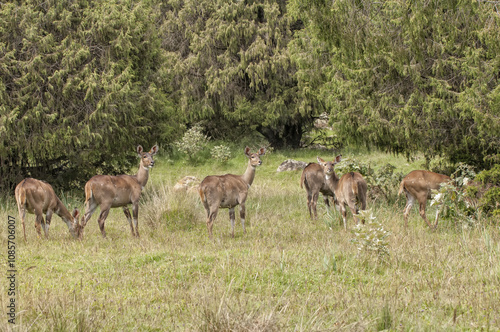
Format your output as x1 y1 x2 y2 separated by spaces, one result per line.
14 145 452 241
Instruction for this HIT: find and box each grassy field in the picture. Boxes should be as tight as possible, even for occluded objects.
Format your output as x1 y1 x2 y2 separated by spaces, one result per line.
1 146 499 331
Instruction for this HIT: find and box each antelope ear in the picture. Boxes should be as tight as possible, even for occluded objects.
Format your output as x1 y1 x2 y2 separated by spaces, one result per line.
317 157 326 165
244 146 251 157
258 147 266 156
149 145 159 155
137 145 144 156
334 155 342 164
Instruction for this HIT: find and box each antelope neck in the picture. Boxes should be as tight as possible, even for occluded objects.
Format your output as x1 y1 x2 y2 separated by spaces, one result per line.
136 163 150 187
242 162 257 186
55 199 72 223
325 173 339 190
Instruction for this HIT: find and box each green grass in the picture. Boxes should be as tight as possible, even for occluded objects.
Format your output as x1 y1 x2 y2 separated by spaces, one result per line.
1 147 499 331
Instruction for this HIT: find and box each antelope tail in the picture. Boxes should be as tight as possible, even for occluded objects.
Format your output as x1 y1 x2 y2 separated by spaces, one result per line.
351 173 358 197
300 171 306 189
398 181 405 196
199 185 206 203
84 182 93 202
16 186 27 207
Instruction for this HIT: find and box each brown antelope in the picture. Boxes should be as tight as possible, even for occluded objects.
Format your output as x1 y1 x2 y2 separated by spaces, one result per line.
398 170 451 228
199 147 265 238
300 163 335 219
317 156 368 230
15 178 81 241
80 145 158 238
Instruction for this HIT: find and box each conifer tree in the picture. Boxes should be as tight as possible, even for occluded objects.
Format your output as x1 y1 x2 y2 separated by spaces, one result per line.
0 0 177 191
289 0 500 167
159 0 315 148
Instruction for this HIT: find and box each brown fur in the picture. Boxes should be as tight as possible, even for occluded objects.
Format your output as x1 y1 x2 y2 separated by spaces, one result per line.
80 145 158 238
300 163 335 219
15 178 80 240
199 147 265 238
398 170 451 228
317 156 368 230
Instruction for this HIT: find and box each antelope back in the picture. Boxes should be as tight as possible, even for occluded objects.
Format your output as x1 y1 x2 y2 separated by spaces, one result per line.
339 171 367 202
402 170 451 191
317 155 367 203
200 146 266 204
300 163 331 195
15 178 57 212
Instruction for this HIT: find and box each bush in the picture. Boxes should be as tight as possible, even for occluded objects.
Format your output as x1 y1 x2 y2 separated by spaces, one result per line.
334 158 372 177
476 165 500 218
451 163 477 187
351 210 390 263
174 124 209 160
0 1 175 192
370 163 404 203
430 163 479 228
476 164 500 186
210 145 232 163
430 182 477 228
464 164 500 219
335 158 403 203
480 187 500 217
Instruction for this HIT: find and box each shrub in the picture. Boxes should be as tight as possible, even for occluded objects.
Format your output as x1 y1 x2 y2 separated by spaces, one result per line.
479 187 500 217
451 163 477 187
430 183 477 228
476 164 500 186
174 124 209 160
351 210 390 263
334 158 372 177
210 145 232 163
370 163 404 203
465 164 500 218
335 159 403 203
429 163 500 226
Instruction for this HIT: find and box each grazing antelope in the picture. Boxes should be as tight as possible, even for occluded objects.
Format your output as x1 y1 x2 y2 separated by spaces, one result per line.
80 145 158 238
300 163 335 219
398 170 451 228
15 178 81 241
199 147 265 238
317 155 368 230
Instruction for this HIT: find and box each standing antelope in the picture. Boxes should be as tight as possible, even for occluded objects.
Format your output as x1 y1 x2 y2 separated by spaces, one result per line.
80 145 158 238
317 155 368 230
398 170 451 229
15 178 81 241
300 162 335 219
199 147 265 238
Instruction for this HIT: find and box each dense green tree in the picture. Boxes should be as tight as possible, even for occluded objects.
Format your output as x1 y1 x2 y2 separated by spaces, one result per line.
289 0 500 167
3 0 498 195
159 0 316 148
0 0 177 191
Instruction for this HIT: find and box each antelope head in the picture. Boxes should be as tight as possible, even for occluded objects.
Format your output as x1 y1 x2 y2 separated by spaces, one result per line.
67 208 83 239
245 146 266 167
317 155 342 177
138 145 159 169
